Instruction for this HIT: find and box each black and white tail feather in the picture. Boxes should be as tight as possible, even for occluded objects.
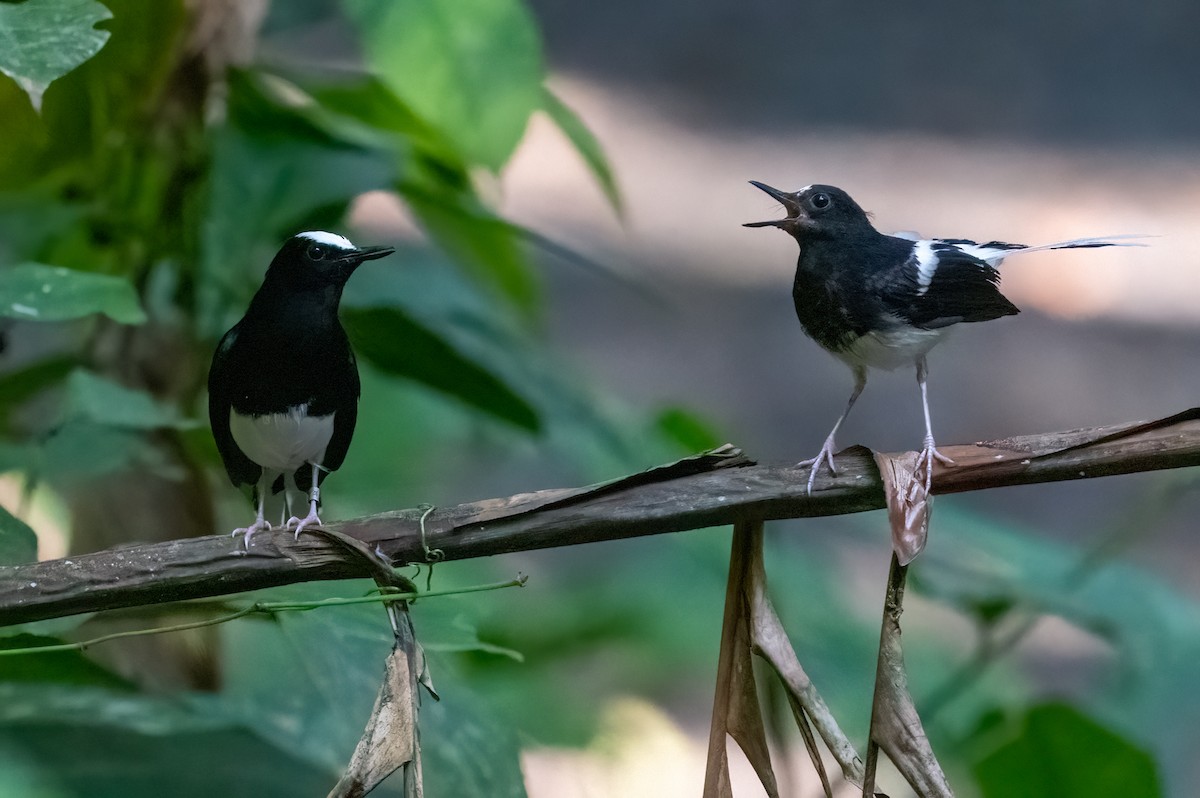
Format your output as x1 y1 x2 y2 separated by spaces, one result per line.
928 234 1148 265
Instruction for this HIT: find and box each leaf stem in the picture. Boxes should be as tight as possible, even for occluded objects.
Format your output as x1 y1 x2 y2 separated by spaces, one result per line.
0 576 526 657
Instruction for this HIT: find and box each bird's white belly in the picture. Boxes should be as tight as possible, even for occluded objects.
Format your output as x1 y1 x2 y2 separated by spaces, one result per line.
836 326 949 371
229 406 333 471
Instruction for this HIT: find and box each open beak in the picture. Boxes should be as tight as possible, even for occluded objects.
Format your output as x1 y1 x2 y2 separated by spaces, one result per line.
743 181 802 229
338 244 395 264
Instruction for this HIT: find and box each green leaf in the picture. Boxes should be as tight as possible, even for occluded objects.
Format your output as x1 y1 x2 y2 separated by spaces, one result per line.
0 356 76 426
421 677 528 798
0 0 112 111
414 603 524 662
305 76 468 177
974 703 1161 797
0 505 36 565
341 250 656 474
60 368 193 430
343 306 540 433
0 442 33 473
0 612 95 640
541 87 622 215
199 71 397 336
39 420 152 481
0 634 129 687
32 370 191 482
0 720 338 797
0 650 335 794
0 0 186 189
0 665 323 795
218 580 528 795
0 741 66 798
914 502 1200 791
0 263 145 324
653 406 722 453
343 0 544 171
401 183 540 313
0 681 227 733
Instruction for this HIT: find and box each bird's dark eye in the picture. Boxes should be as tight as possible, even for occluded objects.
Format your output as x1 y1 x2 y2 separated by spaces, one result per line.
809 192 832 211
307 244 326 261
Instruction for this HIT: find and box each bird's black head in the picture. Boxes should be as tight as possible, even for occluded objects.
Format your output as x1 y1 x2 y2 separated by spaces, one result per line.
744 183 873 241
264 231 395 291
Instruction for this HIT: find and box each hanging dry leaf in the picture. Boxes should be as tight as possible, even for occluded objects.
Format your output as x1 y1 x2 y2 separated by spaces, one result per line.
318 529 432 798
703 521 781 798
329 643 420 798
863 555 954 798
704 520 871 796
873 452 931 565
745 526 864 789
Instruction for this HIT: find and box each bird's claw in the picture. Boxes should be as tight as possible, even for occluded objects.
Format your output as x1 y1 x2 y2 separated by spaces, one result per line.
796 435 839 495
232 518 272 548
913 437 955 497
286 510 323 540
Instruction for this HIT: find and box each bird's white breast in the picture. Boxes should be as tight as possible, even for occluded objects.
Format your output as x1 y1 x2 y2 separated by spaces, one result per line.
229 405 334 472
836 325 949 371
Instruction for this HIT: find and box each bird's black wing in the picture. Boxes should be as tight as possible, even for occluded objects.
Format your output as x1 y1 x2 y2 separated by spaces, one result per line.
885 242 1020 329
314 343 360 484
208 325 262 488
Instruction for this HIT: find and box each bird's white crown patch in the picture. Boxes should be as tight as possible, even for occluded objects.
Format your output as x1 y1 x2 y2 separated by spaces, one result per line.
298 231 355 250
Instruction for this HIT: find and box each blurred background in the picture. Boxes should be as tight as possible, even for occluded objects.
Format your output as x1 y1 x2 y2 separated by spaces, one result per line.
1 0 1198 796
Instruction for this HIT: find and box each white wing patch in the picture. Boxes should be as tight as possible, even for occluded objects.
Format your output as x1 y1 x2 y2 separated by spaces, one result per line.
949 243 1016 266
912 240 939 295
230 405 335 472
298 231 355 250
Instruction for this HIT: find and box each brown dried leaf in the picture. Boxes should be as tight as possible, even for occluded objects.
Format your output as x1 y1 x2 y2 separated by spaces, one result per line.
468 443 753 526
745 528 864 787
703 521 779 798
864 555 953 798
873 452 931 566
328 644 420 798
786 692 835 798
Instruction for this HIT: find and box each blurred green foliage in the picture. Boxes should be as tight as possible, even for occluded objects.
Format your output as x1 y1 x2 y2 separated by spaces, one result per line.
0 1 1189 796
0 0 642 792
973 702 1160 798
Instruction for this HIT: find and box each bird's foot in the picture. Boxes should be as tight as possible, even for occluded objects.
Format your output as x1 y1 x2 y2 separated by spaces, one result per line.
796 434 839 495
232 518 272 548
913 436 955 497
286 507 324 540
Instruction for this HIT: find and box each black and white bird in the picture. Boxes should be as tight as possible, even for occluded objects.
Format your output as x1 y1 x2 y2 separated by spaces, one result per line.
746 182 1143 494
209 231 394 544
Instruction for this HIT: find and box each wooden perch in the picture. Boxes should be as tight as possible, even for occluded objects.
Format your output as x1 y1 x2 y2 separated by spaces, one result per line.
2 410 1198 627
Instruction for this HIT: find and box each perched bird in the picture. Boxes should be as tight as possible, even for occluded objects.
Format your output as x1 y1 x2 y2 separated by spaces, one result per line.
209 231 394 544
746 182 1143 494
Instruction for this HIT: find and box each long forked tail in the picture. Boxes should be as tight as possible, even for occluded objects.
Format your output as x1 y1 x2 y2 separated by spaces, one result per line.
1008 234 1151 256
948 234 1150 265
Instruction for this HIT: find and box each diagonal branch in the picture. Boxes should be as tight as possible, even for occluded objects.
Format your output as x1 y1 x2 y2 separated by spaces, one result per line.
2 411 1199 627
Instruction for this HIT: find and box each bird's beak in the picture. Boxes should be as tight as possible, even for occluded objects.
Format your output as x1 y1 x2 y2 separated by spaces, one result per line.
743 181 803 229
337 245 396 264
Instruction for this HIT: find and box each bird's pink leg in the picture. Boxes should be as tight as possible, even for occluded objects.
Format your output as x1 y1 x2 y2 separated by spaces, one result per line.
286 462 324 539
914 356 954 496
798 367 866 494
233 475 273 547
